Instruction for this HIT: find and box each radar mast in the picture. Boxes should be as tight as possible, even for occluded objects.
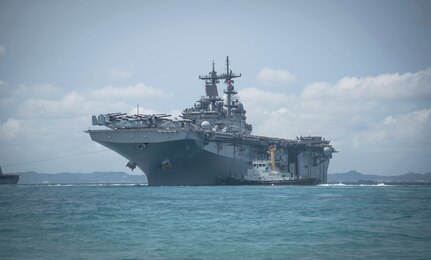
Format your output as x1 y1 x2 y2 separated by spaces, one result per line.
198 56 241 118
220 56 241 118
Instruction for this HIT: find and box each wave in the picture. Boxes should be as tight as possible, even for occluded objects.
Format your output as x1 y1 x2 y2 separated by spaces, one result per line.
21 183 148 187
318 183 389 187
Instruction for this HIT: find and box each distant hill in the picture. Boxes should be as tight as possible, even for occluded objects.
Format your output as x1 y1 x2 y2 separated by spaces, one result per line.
328 170 431 183
16 171 147 184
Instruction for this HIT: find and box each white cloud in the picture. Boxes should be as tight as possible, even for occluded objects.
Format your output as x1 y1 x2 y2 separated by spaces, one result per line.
239 87 293 109
355 108 431 150
256 67 296 87
13 83 64 99
240 67 431 155
8 82 171 119
0 118 22 141
18 92 89 118
110 68 133 79
302 67 431 100
89 83 169 101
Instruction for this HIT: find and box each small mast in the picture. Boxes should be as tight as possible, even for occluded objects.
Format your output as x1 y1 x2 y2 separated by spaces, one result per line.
199 60 220 98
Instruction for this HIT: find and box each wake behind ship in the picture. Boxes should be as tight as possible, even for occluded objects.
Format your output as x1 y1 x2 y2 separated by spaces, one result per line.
88 57 336 186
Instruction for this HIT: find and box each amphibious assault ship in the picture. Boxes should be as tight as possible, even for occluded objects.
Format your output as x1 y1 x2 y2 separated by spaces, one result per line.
88 57 335 186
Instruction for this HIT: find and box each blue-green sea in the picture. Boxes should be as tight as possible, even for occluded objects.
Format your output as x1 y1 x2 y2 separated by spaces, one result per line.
1 184 431 259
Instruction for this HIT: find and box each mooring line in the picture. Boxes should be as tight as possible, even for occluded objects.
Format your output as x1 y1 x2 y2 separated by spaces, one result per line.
3 149 110 168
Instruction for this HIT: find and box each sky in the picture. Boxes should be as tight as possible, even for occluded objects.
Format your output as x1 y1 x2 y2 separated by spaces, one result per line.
0 0 430 175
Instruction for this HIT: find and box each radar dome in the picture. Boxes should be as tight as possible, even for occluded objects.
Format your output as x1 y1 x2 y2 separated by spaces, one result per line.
201 121 211 130
323 147 332 156
194 102 202 109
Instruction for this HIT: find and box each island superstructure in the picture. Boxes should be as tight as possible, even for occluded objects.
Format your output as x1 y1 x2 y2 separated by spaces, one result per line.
88 57 335 186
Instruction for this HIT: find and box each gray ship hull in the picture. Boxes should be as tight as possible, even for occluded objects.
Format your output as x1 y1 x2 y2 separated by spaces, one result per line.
139 141 246 186
96 143 249 186
91 131 247 186
89 129 330 186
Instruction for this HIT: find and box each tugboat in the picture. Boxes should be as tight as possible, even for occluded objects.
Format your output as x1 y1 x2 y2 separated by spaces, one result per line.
217 146 320 185
0 166 19 184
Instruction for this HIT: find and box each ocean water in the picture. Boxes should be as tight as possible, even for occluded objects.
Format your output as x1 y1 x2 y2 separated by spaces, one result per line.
1 184 431 259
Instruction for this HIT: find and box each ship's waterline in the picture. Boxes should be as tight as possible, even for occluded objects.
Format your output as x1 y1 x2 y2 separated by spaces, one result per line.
88 57 335 186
